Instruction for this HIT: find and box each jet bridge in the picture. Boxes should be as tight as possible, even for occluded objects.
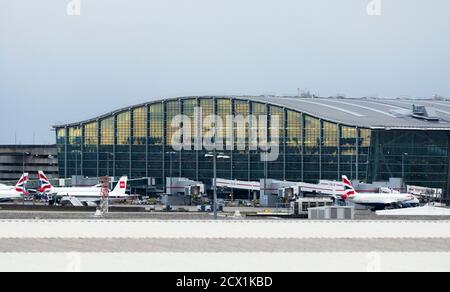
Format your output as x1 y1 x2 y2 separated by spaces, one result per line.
260 179 346 207
214 178 260 202
162 177 206 206
260 179 297 207
215 179 260 191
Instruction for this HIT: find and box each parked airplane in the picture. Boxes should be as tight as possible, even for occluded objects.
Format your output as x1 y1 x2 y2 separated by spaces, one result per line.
38 171 129 206
0 173 29 201
341 175 419 210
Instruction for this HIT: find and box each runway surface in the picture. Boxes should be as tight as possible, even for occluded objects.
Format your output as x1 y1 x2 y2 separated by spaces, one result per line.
1 238 449 252
0 219 448 271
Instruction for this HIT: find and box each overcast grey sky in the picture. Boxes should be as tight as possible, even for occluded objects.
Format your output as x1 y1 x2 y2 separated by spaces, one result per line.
1 0 449 144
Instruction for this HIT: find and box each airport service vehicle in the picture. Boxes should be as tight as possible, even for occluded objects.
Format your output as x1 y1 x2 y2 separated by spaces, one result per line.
0 173 29 201
38 171 129 206
341 175 419 211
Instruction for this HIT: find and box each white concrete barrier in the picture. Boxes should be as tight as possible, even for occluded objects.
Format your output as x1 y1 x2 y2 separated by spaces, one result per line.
0 252 449 272
0 220 449 239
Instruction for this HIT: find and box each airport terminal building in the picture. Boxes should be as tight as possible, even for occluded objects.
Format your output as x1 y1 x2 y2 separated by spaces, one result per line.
54 96 450 197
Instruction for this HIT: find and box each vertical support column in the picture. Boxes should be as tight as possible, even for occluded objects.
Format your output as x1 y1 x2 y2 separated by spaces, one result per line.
301 114 305 182
179 99 182 178
319 120 323 180
80 124 84 177
246 101 251 200
64 127 68 179
146 104 150 179
230 97 234 180
363 129 372 182
214 97 218 199
371 130 380 182
97 120 100 178
283 108 287 181
195 98 200 182
264 103 269 180
129 108 133 179
337 124 341 180
446 133 450 202
213 97 218 182
248 100 252 185
356 127 360 181
162 101 166 188
113 114 117 179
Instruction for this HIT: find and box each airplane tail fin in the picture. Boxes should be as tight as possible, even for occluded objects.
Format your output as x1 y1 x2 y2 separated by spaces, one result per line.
341 175 357 200
37 170 53 193
112 176 128 195
15 173 29 195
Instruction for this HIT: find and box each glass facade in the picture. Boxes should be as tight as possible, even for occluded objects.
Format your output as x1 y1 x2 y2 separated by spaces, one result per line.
268 106 284 179
56 128 67 177
131 106 147 179
369 130 449 190
286 110 302 181
198 98 214 182
233 100 250 180
99 117 114 176
67 126 81 176
148 103 163 184
322 121 338 180
116 111 131 177
181 99 198 181
55 97 450 196
216 99 232 179
83 122 98 177
250 102 266 181
304 115 321 181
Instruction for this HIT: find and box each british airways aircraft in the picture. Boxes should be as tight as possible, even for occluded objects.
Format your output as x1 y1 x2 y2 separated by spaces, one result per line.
38 171 129 206
0 173 29 201
341 175 419 211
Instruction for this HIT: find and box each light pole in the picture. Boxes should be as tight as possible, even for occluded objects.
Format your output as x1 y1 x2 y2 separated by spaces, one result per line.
106 152 114 188
166 151 177 195
73 150 82 177
350 155 353 181
402 153 408 191
205 152 230 220
166 151 177 178
21 152 31 205
22 152 30 173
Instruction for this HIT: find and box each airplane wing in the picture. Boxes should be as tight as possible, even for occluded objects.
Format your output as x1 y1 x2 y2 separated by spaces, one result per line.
59 196 100 207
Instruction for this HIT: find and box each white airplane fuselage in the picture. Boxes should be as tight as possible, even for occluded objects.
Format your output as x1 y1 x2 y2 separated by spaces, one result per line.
48 188 128 201
0 188 23 200
348 192 419 209
0 184 16 191
38 172 129 206
45 182 129 205
50 186 100 195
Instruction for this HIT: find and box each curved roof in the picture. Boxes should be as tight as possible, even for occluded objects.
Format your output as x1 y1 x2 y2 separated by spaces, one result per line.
54 96 450 130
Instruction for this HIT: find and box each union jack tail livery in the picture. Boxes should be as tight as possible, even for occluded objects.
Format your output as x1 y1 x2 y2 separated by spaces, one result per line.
341 175 357 200
15 173 29 195
38 170 53 193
